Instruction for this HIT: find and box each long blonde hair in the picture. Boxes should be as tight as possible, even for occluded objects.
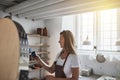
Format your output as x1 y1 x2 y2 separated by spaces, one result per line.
60 30 76 54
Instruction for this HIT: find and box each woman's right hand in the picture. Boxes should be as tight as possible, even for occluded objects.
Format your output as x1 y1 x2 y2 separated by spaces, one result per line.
34 54 42 64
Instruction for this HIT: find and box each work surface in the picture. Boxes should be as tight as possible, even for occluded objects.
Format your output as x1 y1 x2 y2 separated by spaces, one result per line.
79 75 100 80
79 75 120 80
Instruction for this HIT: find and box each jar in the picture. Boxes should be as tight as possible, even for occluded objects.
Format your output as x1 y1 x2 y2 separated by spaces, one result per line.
43 27 47 36
37 28 43 35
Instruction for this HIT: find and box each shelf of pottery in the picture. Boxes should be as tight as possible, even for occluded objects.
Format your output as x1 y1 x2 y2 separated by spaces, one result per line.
27 27 49 79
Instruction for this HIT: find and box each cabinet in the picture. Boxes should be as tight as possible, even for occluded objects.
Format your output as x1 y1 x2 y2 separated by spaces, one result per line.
27 33 49 79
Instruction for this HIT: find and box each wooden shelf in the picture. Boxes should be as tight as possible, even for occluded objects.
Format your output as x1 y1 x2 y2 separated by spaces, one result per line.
29 60 37 65
36 51 49 54
27 33 49 38
20 62 29 66
29 44 49 47
29 68 41 72
28 32 49 76
29 60 36 63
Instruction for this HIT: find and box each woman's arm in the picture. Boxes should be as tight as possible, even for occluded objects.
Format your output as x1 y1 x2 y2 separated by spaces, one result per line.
46 67 79 80
35 55 55 73
70 67 79 80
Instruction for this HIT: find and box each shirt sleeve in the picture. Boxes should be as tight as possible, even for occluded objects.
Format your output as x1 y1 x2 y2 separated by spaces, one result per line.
71 54 80 68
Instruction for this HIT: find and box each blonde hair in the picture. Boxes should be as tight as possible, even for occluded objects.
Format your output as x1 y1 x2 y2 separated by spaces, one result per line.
60 30 76 54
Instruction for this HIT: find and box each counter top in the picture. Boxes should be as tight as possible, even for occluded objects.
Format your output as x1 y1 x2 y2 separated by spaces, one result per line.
79 75 120 80
79 74 100 80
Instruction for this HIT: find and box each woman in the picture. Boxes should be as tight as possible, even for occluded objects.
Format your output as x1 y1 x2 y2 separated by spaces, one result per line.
34 30 79 80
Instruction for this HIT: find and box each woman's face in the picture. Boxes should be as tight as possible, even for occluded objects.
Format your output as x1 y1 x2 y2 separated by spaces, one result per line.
59 34 64 48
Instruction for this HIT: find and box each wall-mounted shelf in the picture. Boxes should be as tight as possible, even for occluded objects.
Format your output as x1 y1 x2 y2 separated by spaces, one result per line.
27 33 50 79
29 44 49 47
27 33 49 38
36 51 49 54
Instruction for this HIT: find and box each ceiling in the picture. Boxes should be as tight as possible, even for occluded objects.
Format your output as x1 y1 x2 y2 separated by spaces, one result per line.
0 0 26 10
1 0 120 21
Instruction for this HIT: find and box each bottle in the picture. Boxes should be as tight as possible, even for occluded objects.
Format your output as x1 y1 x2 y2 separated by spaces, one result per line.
43 27 47 36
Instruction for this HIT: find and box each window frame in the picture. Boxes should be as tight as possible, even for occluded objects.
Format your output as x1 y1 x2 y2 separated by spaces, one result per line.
62 8 120 52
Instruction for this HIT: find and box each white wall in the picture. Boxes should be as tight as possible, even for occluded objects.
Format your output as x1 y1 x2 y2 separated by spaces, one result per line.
45 17 62 65
0 11 9 17
12 16 44 33
44 17 62 75
78 52 120 77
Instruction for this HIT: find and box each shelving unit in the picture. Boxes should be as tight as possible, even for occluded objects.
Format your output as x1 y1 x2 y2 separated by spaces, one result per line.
29 44 49 47
27 33 49 79
27 33 49 54
27 33 49 37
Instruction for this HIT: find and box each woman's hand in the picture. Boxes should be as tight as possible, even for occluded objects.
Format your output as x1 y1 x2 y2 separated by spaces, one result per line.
46 75 55 80
32 54 42 65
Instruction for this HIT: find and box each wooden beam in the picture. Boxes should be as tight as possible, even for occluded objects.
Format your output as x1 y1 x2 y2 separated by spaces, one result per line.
5 0 45 12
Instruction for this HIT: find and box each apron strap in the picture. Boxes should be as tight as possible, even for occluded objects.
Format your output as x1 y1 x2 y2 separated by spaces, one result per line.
55 51 70 67
63 53 69 67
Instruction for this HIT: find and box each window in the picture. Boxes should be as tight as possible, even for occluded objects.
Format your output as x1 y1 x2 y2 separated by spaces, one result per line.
62 8 120 51
77 12 94 50
97 9 117 51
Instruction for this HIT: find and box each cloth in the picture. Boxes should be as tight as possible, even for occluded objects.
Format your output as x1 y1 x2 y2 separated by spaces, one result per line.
55 53 69 78
55 52 79 78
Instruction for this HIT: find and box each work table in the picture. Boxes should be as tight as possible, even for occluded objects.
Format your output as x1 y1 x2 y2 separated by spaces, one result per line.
79 74 100 80
79 75 120 80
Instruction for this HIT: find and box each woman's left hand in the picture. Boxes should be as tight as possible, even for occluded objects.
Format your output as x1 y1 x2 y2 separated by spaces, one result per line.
46 75 55 80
